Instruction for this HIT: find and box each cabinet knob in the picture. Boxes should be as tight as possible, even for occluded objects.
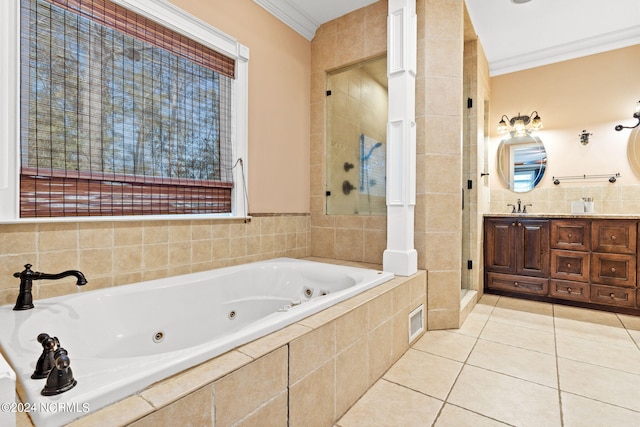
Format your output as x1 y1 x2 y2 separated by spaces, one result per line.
610 293 616 299
611 267 616 273
567 263 571 268
512 222 516 226
568 233 572 238
611 235 617 240
514 282 519 287
567 287 572 294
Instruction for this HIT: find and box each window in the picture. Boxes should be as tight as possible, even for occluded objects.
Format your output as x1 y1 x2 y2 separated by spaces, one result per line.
0 0 249 220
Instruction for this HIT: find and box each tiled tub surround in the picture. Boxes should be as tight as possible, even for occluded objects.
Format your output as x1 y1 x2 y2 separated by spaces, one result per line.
0 214 310 308
2 258 394 427
11 260 425 427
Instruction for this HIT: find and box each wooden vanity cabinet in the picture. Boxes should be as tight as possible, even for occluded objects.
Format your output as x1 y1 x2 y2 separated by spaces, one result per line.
485 217 549 296
485 218 549 276
484 216 640 315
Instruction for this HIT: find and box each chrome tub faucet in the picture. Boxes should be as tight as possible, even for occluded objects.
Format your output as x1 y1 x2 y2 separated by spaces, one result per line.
13 264 87 310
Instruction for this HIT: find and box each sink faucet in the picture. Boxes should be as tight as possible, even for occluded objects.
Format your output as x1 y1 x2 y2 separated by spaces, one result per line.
13 264 87 310
517 198 522 213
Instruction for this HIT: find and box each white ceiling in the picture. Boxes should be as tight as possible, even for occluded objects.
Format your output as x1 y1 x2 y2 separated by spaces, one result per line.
254 0 640 76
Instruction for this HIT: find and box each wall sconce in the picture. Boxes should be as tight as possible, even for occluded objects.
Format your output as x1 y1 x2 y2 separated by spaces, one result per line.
579 130 592 145
498 111 543 136
615 100 640 131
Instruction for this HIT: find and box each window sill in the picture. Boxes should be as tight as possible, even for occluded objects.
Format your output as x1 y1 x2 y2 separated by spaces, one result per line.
0 213 252 225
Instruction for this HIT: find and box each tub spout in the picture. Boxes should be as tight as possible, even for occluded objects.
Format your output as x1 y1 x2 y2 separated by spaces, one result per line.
13 264 88 310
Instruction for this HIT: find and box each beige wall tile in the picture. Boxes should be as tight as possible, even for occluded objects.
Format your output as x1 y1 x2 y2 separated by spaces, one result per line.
214 347 288 427
38 223 78 252
67 396 154 427
368 319 394 383
143 221 168 244
143 244 168 270
235 390 288 427
80 248 113 276
130 386 213 427
336 337 369 418
114 222 143 246
289 359 336 427
289 322 336 384
79 223 113 249
336 304 369 353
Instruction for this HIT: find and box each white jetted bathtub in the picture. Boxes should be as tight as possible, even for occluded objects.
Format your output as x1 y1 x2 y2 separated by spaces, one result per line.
0 258 393 427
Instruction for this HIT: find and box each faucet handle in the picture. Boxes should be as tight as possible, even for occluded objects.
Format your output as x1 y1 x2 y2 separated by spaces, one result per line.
507 203 516 213
14 264 34 278
523 203 533 213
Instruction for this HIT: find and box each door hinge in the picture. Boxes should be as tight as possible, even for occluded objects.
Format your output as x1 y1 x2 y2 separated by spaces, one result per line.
467 260 473 270
326 90 332 96
467 97 473 109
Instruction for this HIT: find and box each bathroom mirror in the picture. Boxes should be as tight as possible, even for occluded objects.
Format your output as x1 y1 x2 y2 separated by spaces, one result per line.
626 128 640 179
496 134 547 192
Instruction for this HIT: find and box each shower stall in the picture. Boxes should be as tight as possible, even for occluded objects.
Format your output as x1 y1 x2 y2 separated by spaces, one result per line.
325 56 388 216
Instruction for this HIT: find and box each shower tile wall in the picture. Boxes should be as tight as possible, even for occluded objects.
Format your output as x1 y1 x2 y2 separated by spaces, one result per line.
311 0 475 329
415 0 465 329
0 215 310 305
310 1 388 264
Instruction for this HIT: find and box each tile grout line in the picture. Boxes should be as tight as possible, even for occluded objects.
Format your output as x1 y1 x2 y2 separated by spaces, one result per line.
428 295 499 427
552 304 566 427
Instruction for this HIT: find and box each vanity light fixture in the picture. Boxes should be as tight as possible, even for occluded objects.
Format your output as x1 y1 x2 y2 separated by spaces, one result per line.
579 130 592 145
497 111 543 136
615 100 640 131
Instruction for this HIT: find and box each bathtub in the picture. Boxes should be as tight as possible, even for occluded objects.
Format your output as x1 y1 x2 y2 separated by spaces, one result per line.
0 258 393 427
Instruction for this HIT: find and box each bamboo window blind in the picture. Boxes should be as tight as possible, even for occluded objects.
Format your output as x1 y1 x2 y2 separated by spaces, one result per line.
20 0 236 217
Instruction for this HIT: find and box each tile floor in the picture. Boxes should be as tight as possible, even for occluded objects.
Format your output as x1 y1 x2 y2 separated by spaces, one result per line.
336 294 640 427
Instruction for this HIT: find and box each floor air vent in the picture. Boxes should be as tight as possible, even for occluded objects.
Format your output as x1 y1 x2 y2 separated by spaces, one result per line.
408 304 424 343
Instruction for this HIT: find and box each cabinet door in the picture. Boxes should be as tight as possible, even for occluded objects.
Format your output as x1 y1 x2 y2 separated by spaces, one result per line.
517 220 550 277
551 220 590 251
485 218 516 274
592 220 637 254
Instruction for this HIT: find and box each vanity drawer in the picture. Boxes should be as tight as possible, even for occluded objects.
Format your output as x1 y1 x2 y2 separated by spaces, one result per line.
486 272 548 296
551 220 590 251
591 220 637 254
549 279 589 302
550 250 589 282
590 253 636 287
590 284 636 308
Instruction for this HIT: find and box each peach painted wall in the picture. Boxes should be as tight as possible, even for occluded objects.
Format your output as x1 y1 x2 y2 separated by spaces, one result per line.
489 45 640 191
168 0 311 213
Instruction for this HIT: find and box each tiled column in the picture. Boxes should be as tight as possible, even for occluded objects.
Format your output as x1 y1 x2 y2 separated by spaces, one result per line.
383 0 418 276
415 0 464 329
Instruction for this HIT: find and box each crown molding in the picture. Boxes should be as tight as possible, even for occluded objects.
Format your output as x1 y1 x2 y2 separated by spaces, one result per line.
253 0 319 40
490 25 640 76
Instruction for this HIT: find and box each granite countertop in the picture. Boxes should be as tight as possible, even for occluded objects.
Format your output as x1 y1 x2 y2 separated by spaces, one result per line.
484 213 640 219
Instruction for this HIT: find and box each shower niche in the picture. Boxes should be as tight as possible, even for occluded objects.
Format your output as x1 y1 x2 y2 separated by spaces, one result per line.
325 56 388 215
